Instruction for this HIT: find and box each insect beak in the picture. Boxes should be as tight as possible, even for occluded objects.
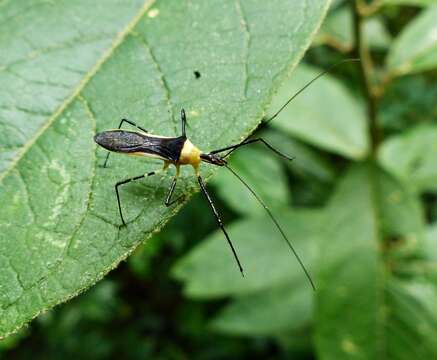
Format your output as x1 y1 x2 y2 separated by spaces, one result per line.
200 153 227 166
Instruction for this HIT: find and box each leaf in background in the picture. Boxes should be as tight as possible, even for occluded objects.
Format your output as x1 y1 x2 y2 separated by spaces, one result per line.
315 165 381 360
262 129 336 183
260 130 336 207
387 5 437 75
211 281 312 336
365 17 393 49
385 225 437 360
424 223 437 266
330 0 346 9
173 210 323 298
316 7 391 52
275 328 313 357
267 64 368 159
211 146 290 216
385 279 437 359
378 75 437 132
315 164 431 359
176 164 429 352
378 124 437 193
0 0 331 338
382 0 437 6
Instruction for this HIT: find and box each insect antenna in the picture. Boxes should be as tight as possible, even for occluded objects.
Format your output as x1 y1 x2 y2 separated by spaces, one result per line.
263 58 360 126
224 164 316 291
208 59 360 160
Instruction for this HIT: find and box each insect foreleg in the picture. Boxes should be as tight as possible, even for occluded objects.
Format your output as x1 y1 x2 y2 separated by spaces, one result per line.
103 118 148 168
211 138 294 161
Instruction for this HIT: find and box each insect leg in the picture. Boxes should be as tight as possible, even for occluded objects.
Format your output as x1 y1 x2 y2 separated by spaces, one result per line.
115 170 157 226
180 109 187 137
103 118 148 168
211 138 294 160
164 177 185 206
118 118 148 133
197 176 244 277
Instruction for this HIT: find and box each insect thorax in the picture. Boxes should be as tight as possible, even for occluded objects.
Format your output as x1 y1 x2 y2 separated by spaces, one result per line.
178 138 201 166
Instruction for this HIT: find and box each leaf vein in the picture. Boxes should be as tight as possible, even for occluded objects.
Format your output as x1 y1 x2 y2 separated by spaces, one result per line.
1 94 98 312
134 32 178 135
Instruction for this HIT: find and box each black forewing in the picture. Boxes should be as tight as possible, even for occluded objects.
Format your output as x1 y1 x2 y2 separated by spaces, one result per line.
94 130 186 162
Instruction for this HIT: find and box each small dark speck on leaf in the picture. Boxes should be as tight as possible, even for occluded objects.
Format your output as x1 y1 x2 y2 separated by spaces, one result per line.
194 71 201 79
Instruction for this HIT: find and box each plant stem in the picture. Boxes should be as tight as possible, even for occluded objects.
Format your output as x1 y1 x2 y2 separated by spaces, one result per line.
352 0 380 153
357 0 382 17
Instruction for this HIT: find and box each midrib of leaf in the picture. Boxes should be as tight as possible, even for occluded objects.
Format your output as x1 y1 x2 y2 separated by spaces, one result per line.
234 0 250 99
0 33 113 73
403 42 437 68
390 42 437 75
132 32 178 135
315 164 389 359
0 0 156 185
368 163 387 359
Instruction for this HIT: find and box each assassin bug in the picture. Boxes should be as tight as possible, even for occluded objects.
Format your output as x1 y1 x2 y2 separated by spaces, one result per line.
94 59 359 290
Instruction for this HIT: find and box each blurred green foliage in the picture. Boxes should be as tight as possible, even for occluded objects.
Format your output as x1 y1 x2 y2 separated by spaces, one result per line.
1 0 437 359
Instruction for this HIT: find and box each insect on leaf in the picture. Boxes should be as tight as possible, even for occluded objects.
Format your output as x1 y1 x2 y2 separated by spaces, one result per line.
0 0 330 337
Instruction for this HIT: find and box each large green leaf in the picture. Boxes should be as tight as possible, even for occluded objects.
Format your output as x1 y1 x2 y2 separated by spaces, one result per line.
0 0 331 338
378 124 437 193
267 64 369 159
314 164 437 359
387 5 437 75
385 221 437 358
384 279 437 359
211 281 312 336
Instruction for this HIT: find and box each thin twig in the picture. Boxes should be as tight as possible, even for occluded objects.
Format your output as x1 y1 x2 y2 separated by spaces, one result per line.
357 0 382 17
352 0 381 152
